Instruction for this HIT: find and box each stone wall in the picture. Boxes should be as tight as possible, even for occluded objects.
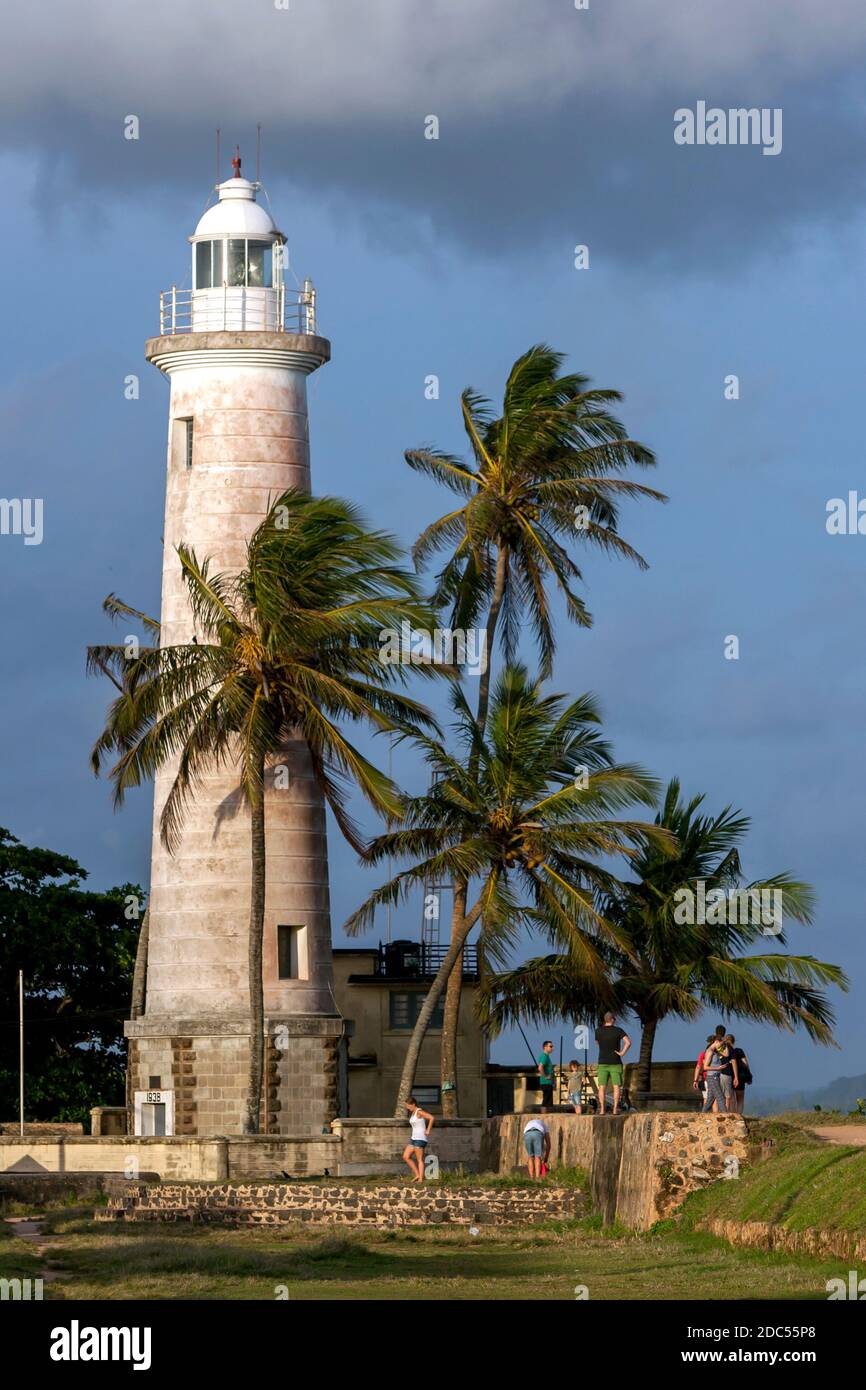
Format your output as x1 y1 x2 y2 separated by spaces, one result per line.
698 1216 866 1264
97 1179 586 1228
126 1015 344 1136
90 1108 127 1137
0 1172 131 1207
481 1111 749 1229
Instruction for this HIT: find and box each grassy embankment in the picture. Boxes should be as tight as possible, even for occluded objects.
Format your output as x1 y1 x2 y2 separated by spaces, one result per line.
677 1117 866 1239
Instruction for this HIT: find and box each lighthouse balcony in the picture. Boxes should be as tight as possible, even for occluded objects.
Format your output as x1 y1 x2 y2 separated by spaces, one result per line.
158 283 318 336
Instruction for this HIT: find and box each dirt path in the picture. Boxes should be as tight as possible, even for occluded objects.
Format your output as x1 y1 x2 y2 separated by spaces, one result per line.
3 1215 72 1293
808 1125 866 1146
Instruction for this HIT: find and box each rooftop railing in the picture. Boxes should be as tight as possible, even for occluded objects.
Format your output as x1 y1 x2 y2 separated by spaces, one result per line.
157 281 318 336
373 942 479 980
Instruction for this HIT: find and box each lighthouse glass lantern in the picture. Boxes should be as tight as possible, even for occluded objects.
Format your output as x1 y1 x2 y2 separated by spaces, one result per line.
190 168 284 331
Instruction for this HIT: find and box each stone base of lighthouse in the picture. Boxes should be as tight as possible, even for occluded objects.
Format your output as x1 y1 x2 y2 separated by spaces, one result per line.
126 1015 346 1137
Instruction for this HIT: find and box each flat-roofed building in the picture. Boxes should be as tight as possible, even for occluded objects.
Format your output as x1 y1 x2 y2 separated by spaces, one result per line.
332 941 488 1116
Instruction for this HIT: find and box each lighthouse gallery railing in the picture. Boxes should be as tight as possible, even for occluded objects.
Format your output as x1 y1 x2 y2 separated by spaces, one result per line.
158 282 318 336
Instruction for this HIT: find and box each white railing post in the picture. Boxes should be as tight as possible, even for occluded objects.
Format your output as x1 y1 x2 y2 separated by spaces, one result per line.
303 278 316 335
170 285 176 335
279 281 285 331
159 292 164 336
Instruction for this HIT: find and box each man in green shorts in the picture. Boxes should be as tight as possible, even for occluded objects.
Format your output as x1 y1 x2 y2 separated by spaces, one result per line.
537 1039 556 1111
594 1012 631 1115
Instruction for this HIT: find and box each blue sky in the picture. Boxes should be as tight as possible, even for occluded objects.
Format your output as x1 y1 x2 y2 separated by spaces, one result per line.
2 1 865 1088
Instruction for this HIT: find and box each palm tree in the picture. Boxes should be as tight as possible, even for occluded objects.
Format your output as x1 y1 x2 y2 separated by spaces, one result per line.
481 779 847 1101
344 665 673 1113
87 595 160 1127
406 344 666 1111
89 491 439 1133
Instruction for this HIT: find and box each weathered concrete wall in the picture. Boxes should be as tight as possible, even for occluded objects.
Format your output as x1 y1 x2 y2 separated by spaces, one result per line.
333 1118 481 1173
481 1111 749 1229
0 1122 83 1137
0 1121 481 1182
90 1108 127 1137
97 1180 586 1228
0 1136 227 1181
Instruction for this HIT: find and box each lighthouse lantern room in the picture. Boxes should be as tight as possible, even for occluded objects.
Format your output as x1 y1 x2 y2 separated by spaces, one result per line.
159 151 316 336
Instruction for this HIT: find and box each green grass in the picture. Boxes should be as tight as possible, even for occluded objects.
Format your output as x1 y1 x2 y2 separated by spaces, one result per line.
764 1110 866 1129
0 1202 848 1301
0 1211 46 1287
682 1122 866 1234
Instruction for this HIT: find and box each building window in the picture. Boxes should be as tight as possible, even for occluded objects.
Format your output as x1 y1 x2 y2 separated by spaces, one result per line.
278 924 307 980
389 991 444 1031
413 1086 441 1106
171 417 193 470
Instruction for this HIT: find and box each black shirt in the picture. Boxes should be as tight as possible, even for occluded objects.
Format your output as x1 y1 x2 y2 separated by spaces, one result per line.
595 1025 627 1065
730 1046 747 1084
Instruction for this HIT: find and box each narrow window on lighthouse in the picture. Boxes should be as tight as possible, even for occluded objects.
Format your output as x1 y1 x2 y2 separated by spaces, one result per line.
278 924 308 980
172 418 194 470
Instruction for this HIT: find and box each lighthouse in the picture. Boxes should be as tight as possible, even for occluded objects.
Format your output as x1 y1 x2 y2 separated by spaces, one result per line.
125 158 343 1138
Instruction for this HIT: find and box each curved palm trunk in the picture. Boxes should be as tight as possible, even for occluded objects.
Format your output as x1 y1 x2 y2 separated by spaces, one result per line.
636 1016 657 1100
440 883 467 1117
473 543 508 740
396 894 483 1116
126 906 149 1133
243 766 267 1135
129 906 149 1020
438 545 508 1113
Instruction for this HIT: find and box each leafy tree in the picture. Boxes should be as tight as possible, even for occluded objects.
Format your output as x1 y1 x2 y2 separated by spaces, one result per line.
345 665 671 1112
405 345 665 1110
0 827 142 1125
90 491 438 1133
482 780 846 1098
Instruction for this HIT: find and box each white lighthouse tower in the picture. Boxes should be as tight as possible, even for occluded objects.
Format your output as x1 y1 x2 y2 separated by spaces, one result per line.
126 155 343 1138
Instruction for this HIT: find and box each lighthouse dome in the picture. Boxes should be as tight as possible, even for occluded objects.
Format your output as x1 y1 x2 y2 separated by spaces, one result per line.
193 177 281 242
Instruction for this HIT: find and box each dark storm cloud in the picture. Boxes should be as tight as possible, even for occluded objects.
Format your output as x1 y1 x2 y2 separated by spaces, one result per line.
5 0 866 268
